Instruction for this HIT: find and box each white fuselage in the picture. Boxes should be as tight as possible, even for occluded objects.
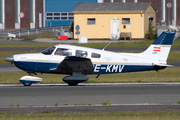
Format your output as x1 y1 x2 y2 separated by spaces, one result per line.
13 44 165 75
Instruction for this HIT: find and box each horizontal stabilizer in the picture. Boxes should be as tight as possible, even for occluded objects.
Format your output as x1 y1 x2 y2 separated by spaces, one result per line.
155 64 174 67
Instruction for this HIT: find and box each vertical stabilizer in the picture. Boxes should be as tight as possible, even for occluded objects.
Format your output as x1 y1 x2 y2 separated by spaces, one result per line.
140 31 176 62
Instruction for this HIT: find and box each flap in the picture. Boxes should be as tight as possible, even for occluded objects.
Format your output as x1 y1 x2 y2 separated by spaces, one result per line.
50 56 94 75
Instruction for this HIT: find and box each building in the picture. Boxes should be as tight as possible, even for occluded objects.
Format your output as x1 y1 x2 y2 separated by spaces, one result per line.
73 2 156 39
1 0 177 30
0 0 98 30
0 0 43 30
44 0 97 27
104 0 180 26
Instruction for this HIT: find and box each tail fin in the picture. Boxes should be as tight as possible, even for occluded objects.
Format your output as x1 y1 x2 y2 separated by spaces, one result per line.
140 31 176 62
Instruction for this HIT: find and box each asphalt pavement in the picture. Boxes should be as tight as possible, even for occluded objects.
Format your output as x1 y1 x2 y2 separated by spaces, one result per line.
0 84 180 114
0 37 180 114
0 84 179 107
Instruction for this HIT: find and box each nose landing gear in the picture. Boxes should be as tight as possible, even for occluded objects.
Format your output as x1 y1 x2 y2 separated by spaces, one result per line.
20 74 42 86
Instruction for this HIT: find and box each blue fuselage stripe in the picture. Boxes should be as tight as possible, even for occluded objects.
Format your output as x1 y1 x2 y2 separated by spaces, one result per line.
92 64 154 74
14 61 155 74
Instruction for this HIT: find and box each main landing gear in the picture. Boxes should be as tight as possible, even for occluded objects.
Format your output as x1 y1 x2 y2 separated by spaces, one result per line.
62 74 89 86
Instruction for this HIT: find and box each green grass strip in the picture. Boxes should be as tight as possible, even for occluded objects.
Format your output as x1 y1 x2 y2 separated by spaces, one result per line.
0 111 180 120
1 38 180 48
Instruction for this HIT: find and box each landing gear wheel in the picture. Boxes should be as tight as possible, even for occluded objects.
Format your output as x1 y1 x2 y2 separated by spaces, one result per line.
68 83 78 86
23 83 32 86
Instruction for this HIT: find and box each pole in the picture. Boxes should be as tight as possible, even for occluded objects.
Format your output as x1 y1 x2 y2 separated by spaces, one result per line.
168 8 170 25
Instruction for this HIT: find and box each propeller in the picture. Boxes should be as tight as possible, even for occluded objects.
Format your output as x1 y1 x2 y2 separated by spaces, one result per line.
4 54 14 65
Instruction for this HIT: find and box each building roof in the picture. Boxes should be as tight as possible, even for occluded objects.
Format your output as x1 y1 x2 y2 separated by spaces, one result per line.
73 2 153 13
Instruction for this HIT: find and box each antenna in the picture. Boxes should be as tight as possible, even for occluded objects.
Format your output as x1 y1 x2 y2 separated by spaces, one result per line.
102 41 112 50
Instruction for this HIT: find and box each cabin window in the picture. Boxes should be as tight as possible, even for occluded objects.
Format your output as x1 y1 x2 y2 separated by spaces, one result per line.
91 53 101 58
76 50 88 57
87 18 95 25
41 46 56 55
122 18 130 24
54 48 72 56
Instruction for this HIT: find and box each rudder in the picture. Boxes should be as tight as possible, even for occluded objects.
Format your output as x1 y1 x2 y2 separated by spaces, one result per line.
140 31 176 62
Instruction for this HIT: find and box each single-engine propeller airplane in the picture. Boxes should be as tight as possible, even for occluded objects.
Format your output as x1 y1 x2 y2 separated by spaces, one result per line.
4 31 175 86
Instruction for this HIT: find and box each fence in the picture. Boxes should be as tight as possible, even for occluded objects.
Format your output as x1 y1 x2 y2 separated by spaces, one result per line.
8 26 70 38
156 22 171 28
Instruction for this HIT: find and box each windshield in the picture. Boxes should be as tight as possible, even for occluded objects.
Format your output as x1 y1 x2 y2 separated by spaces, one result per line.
41 46 56 55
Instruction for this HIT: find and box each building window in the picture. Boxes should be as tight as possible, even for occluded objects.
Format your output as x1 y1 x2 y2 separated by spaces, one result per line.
61 17 67 20
54 17 60 20
68 13 74 16
61 13 67 16
68 17 74 20
0 0 3 23
15 0 20 23
46 12 74 20
87 18 95 25
47 13 53 16
54 13 60 16
30 0 35 23
122 18 130 24
47 17 53 20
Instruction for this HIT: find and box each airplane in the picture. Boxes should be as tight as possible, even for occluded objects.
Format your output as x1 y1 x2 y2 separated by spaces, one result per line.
4 31 175 86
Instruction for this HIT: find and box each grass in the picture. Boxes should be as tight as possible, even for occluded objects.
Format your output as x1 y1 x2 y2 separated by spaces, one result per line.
0 111 180 120
20 32 56 39
1 39 180 48
102 98 113 105
0 43 56 48
168 51 180 61
0 67 180 84
1 51 35 64
55 103 58 107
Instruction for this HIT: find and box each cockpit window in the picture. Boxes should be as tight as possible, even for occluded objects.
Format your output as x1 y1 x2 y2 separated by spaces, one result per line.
91 52 101 58
76 50 88 57
54 48 72 56
41 46 55 55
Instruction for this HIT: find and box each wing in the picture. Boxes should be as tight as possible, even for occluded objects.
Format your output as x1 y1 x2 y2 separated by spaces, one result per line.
50 56 94 75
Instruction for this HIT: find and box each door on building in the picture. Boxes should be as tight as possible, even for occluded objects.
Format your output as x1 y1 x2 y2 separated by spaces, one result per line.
110 19 119 39
39 12 42 28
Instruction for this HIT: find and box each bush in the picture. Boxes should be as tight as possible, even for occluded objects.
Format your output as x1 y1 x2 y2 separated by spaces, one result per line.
145 21 157 40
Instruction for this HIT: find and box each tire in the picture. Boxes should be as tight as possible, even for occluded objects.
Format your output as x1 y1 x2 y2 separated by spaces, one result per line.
23 83 32 86
68 82 78 86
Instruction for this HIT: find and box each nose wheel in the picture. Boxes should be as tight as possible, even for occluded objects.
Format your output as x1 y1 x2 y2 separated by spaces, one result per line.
22 83 32 86
20 74 42 87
